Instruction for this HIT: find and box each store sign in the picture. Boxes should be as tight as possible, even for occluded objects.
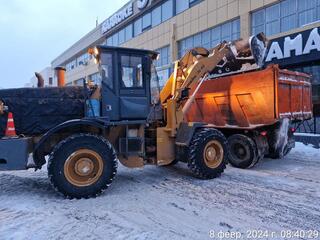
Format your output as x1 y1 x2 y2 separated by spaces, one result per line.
101 2 134 34
265 27 320 67
137 0 149 9
101 0 151 34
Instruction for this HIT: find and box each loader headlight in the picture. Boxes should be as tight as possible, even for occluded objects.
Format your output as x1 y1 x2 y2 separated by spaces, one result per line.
88 47 100 64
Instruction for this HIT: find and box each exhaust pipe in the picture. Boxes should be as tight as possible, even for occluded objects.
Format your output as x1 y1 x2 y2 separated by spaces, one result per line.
35 72 45 88
55 67 66 87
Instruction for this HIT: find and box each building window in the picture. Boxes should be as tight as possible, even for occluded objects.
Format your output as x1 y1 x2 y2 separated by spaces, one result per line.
49 77 53 85
74 78 85 86
175 0 200 15
291 65 320 85
125 24 133 41
157 68 171 88
251 0 320 36
118 28 125 45
77 53 90 66
176 0 189 14
89 73 102 85
152 5 162 27
155 46 171 68
178 18 240 58
162 0 173 22
142 13 152 31
290 65 320 101
134 18 142 36
107 36 113 46
112 33 119 46
280 0 296 32
66 59 76 72
107 24 133 46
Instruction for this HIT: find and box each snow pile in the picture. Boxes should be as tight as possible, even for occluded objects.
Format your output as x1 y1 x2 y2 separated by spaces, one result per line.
0 143 319 240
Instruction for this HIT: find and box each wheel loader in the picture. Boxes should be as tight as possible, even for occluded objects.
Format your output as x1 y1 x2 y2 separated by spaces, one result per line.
0 33 313 198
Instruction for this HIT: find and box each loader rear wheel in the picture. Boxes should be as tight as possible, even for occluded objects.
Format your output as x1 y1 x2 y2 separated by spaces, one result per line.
228 134 258 169
188 128 228 179
48 134 118 199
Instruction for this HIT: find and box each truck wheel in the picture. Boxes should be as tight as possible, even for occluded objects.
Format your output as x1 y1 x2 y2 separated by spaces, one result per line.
228 134 258 169
48 134 118 199
188 128 228 179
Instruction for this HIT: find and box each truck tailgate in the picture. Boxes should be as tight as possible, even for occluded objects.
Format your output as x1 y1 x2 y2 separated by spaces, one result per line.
277 69 313 120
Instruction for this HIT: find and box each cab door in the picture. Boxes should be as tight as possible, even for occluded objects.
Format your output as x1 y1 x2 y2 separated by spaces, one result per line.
118 53 150 120
101 51 120 121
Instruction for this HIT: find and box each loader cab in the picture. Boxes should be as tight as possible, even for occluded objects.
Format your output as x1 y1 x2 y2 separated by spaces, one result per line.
95 46 160 122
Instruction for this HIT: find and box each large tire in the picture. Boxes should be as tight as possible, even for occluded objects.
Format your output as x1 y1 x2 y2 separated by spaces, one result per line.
48 133 118 199
228 134 259 169
188 128 228 179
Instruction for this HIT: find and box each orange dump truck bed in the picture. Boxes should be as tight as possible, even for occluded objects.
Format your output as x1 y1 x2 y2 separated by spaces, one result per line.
186 65 313 129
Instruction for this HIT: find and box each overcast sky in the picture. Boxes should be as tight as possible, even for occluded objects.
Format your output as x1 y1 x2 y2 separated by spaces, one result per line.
0 0 128 89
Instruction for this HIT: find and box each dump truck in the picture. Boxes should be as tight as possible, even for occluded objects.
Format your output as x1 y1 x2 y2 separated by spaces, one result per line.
0 34 313 198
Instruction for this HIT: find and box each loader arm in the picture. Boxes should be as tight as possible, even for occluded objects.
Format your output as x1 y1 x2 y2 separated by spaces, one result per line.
159 33 268 137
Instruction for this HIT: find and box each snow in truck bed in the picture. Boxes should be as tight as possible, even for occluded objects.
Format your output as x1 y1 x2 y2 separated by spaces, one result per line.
0 143 319 240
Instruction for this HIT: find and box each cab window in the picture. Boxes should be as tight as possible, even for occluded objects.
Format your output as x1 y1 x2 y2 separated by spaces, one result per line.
101 53 114 89
120 55 143 88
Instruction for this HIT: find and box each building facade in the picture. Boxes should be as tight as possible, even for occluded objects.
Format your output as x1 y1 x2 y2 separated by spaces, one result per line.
51 0 320 103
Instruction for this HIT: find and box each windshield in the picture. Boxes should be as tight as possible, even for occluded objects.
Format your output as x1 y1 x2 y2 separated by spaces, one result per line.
150 62 160 105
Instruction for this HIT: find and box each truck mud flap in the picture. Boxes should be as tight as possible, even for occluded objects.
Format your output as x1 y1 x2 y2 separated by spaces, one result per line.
0 138 32 171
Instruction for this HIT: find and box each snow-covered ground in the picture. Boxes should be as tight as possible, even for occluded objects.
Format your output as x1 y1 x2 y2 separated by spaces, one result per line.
0 143 319 240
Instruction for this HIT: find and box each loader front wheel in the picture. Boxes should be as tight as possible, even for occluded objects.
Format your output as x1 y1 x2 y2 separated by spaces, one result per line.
228 134 258 169
48 134 118 199
188 128 228 179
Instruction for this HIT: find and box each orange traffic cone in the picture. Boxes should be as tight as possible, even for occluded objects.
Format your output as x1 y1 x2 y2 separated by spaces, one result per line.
5 112 17 137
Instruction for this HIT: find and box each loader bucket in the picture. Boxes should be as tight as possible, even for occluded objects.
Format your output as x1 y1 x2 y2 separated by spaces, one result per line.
211 33 268 76
250 33 268 68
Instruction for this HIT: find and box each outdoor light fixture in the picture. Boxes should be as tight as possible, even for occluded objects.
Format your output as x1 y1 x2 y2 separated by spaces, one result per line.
88 47 100 64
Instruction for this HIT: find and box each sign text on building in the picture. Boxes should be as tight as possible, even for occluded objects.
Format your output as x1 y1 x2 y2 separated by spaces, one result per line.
137 0 149 9
265 27 320 67
101 3 133 34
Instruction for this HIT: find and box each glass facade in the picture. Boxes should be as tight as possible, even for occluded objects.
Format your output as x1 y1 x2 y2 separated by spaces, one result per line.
155 46 171 88
178 18 241 58
107 23 134 46
152 6 162 27
155 46 171 68
176 0 200 14
74 78 85 86
106 0 205 47
252 0 320 36
290 65 320 101
176 0 189 14
66 53 92 72
89 72 102 85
